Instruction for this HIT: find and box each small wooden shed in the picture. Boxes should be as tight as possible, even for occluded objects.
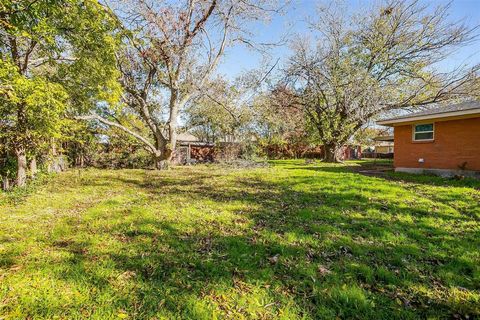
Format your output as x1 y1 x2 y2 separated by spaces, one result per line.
174 133 214 164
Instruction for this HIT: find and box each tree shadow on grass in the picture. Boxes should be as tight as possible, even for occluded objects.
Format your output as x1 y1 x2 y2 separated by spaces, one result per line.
287 161 480 190
34 168 479 319
2 167 477 318
285 163 480 222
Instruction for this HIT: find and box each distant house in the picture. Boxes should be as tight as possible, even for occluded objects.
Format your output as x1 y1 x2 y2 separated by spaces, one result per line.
373 135 394 154
377 101 480 177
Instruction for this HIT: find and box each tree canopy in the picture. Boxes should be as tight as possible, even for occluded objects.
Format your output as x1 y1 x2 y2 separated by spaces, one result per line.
279 0 479 161
0 0 120 185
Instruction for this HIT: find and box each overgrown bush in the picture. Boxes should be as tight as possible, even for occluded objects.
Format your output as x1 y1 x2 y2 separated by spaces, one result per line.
0 156 16 181
92 148 153 169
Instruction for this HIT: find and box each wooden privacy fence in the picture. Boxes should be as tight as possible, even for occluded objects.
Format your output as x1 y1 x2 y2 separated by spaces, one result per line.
362 152 394 159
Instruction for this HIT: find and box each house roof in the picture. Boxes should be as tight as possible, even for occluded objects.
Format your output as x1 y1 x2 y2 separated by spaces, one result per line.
377 100 480 126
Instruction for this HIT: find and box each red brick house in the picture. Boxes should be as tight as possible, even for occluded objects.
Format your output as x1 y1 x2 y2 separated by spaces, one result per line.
377 101 480 177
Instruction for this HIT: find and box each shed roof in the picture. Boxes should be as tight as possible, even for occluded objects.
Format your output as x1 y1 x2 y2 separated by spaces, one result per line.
177 132 199 142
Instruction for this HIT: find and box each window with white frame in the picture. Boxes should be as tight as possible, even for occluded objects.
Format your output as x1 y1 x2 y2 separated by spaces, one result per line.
413 123 434 141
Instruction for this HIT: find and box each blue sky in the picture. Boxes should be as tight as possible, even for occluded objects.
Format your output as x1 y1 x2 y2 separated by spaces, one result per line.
216 0 480 79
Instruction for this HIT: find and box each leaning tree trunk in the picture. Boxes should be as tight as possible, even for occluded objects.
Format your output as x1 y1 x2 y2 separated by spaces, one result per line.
15 147 27 187
323 143 342 163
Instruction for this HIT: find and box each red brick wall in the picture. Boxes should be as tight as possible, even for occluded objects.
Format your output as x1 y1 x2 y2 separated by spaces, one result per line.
394 117 480 171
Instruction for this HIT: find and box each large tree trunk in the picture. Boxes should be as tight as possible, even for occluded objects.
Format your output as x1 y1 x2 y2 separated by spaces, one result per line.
154 156 169 170
323 143 342 163
153 144 174 170
165 92 179 168
152 134 173 170
15 147 27 187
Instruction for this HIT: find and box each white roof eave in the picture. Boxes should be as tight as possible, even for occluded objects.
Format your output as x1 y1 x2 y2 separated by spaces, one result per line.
377 108 480 126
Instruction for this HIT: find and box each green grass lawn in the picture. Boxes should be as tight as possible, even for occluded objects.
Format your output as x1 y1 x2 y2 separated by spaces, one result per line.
0 160 479 319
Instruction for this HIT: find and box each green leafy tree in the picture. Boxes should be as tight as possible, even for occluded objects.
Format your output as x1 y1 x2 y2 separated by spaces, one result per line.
0 60 67 185
0 0 119 186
